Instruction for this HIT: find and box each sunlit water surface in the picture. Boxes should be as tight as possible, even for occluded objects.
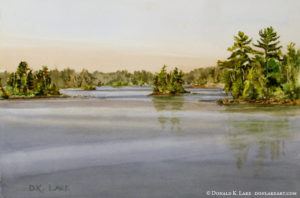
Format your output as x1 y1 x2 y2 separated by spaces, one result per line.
0 87 299 198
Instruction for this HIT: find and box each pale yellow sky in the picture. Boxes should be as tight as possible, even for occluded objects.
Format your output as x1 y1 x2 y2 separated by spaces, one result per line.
0 0 300 72
0 35 221 72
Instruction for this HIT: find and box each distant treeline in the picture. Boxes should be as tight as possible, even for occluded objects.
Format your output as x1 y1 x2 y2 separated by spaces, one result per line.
183 67 221 85
0 66 222 89
0 68 155 89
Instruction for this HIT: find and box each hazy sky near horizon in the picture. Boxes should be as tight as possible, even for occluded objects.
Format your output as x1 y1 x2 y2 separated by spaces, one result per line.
0 0 300 72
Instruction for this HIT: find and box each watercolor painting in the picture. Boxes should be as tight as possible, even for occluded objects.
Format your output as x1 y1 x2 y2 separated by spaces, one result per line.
0 0 300 197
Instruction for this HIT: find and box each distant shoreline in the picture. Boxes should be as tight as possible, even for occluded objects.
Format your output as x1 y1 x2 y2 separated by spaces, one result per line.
217 99 300 105
184 84 223 89
0 95 70 100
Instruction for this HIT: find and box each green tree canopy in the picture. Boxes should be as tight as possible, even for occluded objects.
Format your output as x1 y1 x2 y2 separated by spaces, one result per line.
153 65 186 94
218 31 255 98
254 26 282 61
218 27 300 100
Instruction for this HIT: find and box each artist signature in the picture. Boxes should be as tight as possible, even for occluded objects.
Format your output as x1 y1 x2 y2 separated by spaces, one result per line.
29 184 70 193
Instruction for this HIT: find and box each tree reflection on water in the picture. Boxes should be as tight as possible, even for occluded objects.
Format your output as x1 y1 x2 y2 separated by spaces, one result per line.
225 114 291 176
152 96 184 131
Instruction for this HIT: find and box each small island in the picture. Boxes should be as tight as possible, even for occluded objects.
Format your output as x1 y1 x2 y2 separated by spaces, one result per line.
0 62 60 99
150 65 189 96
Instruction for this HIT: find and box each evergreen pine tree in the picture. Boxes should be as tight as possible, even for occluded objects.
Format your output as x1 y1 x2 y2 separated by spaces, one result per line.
153 66 186 94
254 27 282 98
254 26 282 61
282 43 300 99
218 31 254 98
16 61 30 94
27 70 35 91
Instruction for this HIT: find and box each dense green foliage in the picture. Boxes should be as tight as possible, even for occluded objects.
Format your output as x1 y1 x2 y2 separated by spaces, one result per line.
153 65 186 94
218 27 300 100
0 77 9 98
0 71 10 98
4 62 59 97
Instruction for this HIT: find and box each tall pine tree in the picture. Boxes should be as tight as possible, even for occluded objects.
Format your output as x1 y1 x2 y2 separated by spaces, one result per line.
218 31 254 98
254 27 282 98
254 26 282 61
27 70 35 91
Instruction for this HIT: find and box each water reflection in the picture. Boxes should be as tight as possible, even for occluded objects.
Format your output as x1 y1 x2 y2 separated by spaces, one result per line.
221 103 300 116
225 114 291 176
152 96 184 131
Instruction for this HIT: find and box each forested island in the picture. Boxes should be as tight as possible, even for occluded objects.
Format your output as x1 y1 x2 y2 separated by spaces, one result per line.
0 62 59 99
217 26 300 104
151 65 188 95
0 26 299 102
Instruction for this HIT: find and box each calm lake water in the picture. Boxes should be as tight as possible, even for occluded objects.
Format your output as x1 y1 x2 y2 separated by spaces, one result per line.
0 87 299 198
